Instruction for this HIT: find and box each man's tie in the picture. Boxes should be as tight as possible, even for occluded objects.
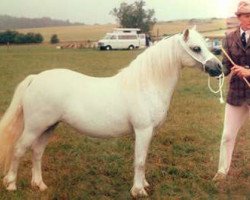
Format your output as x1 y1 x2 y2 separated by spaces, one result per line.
241 32 247 48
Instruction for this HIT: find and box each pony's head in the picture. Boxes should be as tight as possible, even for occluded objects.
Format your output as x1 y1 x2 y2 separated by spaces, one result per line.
178 26 223 77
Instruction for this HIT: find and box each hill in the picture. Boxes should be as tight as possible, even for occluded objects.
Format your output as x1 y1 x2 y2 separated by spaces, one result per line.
16 18 228 43
17 24 116 43
152 18 227 38
0 15 84 30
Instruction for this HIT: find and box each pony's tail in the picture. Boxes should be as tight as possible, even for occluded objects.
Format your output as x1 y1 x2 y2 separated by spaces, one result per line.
0 75 35 173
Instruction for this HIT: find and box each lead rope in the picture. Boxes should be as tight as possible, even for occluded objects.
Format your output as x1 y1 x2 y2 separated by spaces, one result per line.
178 36 225 103
207 72 225 104
209 46 250 104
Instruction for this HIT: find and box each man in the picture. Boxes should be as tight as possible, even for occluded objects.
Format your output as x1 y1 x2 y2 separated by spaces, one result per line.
213 0 250 181
145 34 152 47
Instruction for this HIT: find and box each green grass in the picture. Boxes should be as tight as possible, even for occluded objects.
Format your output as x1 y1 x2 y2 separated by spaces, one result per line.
0 45 250 199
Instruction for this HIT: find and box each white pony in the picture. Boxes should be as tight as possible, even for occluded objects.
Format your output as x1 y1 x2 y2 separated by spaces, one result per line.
0 28 222 197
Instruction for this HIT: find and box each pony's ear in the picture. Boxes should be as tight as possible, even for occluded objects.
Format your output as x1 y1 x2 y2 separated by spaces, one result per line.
183 29 189 42
192 25 197 30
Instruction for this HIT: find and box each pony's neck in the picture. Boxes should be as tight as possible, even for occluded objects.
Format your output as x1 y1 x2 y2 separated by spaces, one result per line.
119 35 181 94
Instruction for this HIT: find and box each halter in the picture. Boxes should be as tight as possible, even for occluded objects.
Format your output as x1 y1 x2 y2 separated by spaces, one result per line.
178 35 225 104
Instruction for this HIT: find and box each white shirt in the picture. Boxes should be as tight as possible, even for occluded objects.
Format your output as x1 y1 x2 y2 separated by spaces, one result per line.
240 28 250 42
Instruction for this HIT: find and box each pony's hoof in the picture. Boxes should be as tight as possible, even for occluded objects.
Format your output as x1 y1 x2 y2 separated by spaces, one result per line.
39 182 48 191
213 172 226 182
6 183 17 191
131 186 148 198
144 179 150 188
5 182 17 191
31 181 48 191
3 177 17 191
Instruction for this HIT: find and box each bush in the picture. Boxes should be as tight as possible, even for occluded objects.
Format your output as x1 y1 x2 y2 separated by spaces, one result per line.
14 33 26 44
0 30 43 44
34 33 43 43
0 30 18 44
50 34 59 44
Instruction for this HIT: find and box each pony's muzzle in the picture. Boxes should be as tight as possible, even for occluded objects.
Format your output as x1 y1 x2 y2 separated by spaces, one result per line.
204 59 223 77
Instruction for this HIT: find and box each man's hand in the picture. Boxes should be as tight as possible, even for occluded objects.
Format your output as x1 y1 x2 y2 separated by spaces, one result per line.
231 65 250 78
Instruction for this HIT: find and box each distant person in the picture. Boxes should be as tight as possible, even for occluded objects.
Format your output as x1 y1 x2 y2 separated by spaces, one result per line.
213 0 250 182
145 34 152 47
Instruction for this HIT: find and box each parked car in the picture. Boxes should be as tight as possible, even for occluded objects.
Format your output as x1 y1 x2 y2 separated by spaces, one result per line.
98 28 146 50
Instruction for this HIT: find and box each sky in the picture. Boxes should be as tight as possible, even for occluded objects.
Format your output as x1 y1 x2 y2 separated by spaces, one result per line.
0 0 240 24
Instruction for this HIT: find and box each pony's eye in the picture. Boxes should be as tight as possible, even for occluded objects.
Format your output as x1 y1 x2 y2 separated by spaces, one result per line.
191 46 201 53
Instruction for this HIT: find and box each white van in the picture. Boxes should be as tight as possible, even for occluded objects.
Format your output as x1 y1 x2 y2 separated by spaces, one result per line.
98 28 146 50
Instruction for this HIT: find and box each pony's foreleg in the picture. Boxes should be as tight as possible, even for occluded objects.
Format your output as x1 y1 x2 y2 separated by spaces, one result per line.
31 132 51 191
131 126 153 198
3 130 38 191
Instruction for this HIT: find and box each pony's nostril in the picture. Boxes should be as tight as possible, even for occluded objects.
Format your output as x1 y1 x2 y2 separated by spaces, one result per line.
208 68 222 77
217 64 222 70
204 65 211 73
204 64 222 76
205 59 223 76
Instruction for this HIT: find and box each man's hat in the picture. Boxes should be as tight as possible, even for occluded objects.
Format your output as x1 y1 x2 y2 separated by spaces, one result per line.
235 0 250 16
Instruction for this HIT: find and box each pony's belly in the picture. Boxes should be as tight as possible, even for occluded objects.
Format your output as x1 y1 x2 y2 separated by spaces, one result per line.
62 100 133 138
66 118 132 138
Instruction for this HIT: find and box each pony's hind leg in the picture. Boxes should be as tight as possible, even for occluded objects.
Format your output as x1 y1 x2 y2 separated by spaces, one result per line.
31 128 54 191
3 129 39 191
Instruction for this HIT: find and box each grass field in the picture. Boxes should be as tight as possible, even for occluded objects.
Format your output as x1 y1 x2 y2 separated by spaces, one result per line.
153 19 227 36
17 18 228 42
0 45 250 200
18 24 117 43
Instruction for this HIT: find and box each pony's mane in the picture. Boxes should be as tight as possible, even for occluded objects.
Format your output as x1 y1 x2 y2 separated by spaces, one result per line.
118 34 181 89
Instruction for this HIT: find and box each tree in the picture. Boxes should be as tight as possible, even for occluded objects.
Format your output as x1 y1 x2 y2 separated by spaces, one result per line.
34 33 43 43
50 34 59 44
14 33 26 44
0 30 18 44
0 31 43 44
110 0 157 33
